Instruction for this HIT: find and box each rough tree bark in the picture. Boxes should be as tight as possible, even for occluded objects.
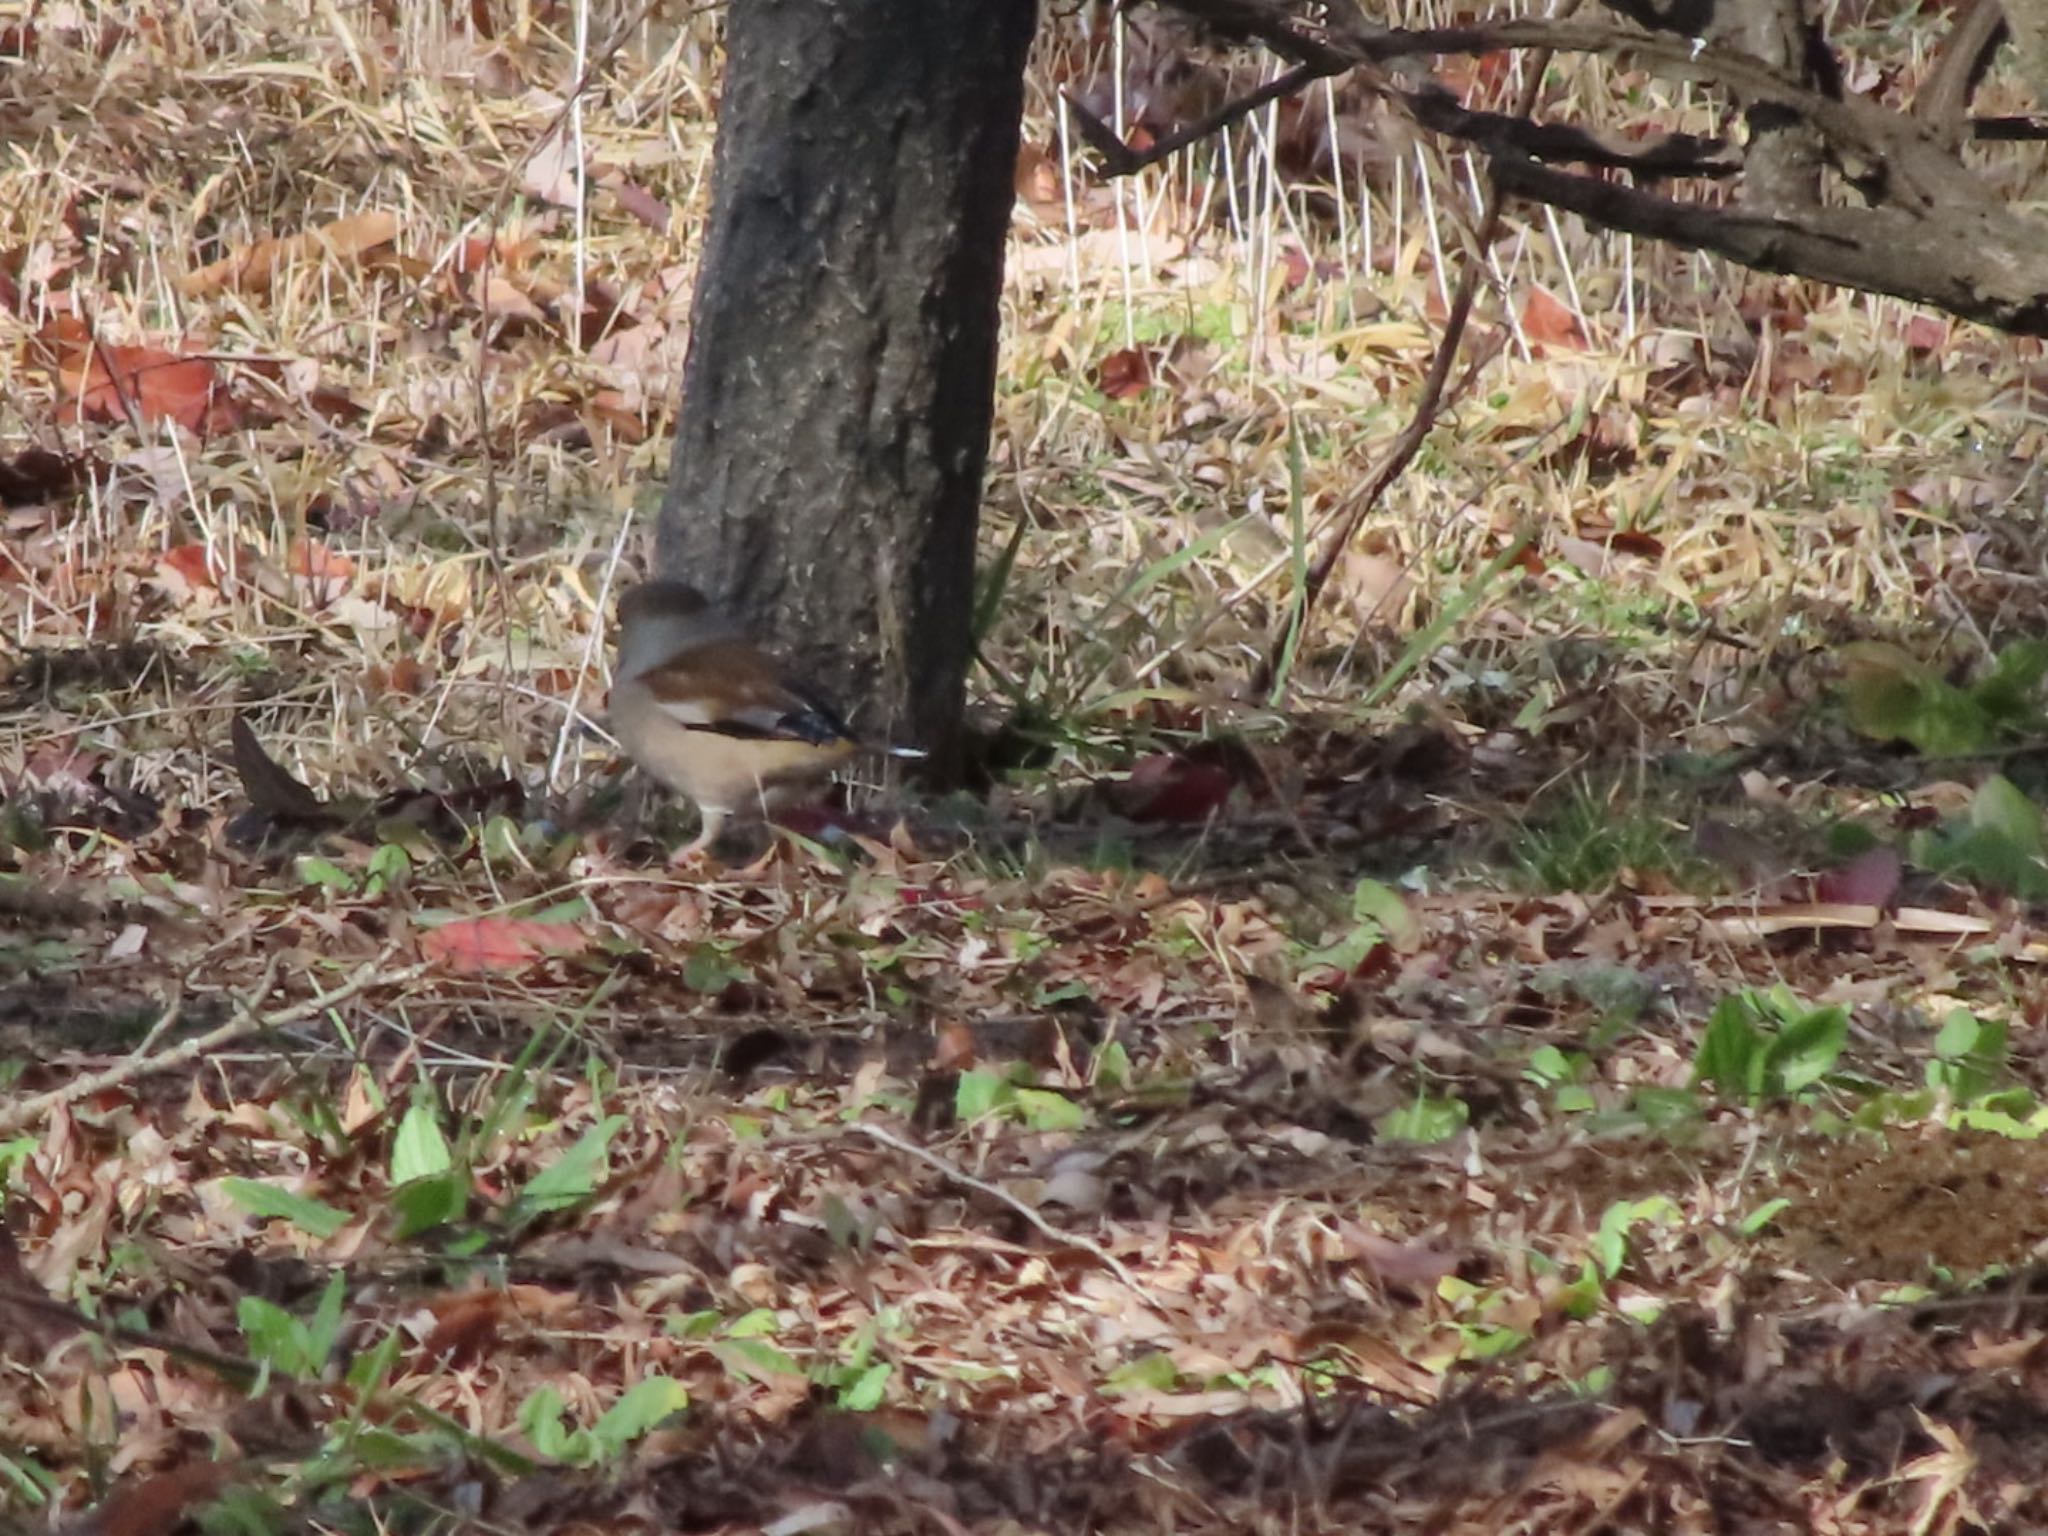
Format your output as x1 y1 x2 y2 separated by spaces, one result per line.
656 0 1037 778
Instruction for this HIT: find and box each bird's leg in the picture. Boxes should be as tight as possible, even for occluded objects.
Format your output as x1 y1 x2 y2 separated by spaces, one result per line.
671 805 727 865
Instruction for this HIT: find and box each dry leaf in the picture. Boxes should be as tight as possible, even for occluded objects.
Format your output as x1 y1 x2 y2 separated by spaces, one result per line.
177 210 399 298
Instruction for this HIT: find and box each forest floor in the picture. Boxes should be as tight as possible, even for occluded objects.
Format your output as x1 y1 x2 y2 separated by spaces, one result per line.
8 3 2048 1533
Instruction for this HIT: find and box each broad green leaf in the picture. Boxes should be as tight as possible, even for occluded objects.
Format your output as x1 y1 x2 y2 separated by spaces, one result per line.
1973 775 2043 854
837 1361 892 1412
682 945 743 994
391 1102 452 1183
593 1377 689 1455
1768 1004 1847 1093
721 1338 803 1380
1350 878 1417 948
222 1178 348 1240
955 1069 1011 1122
1012 1088 1087 1131
1091 1040 1131 1088
1377 1095 1469 1144
517 1386 590 1464
237 1297 310 1374
1102 1351 1179 1395
1691 996 1765 1097
296 856 354 891
516 1115 625 1215
391 1169 470 1240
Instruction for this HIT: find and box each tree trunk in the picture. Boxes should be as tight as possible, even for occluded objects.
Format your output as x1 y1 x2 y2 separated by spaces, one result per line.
657 0 1037 779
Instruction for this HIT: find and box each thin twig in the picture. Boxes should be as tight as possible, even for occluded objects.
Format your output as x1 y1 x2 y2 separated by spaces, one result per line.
1257 26 1564 684
848 1121 1151 1301
0 954 427 1137
1063 60 1332 174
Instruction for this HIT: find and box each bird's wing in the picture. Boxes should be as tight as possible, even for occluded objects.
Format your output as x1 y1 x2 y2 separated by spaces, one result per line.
638 642 857 747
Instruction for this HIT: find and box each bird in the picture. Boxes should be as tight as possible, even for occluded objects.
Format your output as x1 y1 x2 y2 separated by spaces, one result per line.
606 579 913 860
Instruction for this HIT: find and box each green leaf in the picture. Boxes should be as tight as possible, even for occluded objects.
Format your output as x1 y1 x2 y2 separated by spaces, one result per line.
1377 1095 1469 1144
720 1338 803 1380
344 1328 404 1396
1091 1040 1131 1089
296 856 355 892
237 1296 310 1375
836 1361 892 1413
390 1169 470 1240
518 1386 592 1464
1457 1325 1528 1360
1012 1088 1087 1131
1554 1263 1604 1320
1624 1086 1703 1130
1101 1351 1179 1395
1350 878 1416 947
515 1115 625 1216
724 1308 783 1339
363 843 411 896
1766 1003 1847 1093
1692 995 1766 1097
955 1069 1012 1122
1934 1009 1988 1059
340 1428 432 1470
667 1309 723 1339
481 815 524 864
682 945 744 994
305 1271 347 1363
221 1177 348 1239
391 1102 452 1183
1740 1198 1791 1236
593 1377 689 1455
1973 775 2043 856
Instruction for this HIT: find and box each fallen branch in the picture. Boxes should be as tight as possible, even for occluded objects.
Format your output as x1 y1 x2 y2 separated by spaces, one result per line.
0 953 429 1137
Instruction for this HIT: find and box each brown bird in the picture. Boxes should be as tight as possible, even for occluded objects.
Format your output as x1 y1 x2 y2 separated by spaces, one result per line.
607 579 910 859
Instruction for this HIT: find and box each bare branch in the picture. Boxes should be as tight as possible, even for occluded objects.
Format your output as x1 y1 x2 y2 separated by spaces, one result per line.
1402 83 1739 178
1145 0 2048 333
1488 152 2048 334
1061 59 1333 175
1918 0 2010 147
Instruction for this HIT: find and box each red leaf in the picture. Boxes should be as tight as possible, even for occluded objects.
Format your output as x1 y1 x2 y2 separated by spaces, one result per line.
158 543 225 592
1902 313 1948 354
1115 753 1235 824
1816 846 1902 909
51 336 231 434
422 916 585 974
1520 286 1587 350
1094 346 1154 400
1604 529 1665 559
421 1289 506 1366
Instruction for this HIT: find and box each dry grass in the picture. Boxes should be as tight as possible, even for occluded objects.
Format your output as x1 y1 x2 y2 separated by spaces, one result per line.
9 2 2048 1532
2 0 2041 805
